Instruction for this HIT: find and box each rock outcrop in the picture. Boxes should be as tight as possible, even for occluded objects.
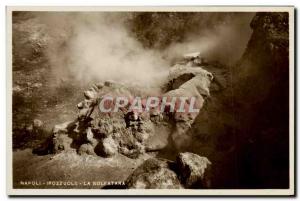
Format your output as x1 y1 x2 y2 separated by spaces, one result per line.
126 152 211 189
164 65 213 150
232 12 290 188
49 64 213 158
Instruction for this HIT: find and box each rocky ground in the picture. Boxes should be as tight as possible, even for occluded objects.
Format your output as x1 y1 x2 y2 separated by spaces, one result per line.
12 12 214 188
13 148 153 189
12 12 290 189
14 61 214 189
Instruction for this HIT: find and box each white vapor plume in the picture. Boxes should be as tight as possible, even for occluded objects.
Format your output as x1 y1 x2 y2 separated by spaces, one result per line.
35 12 254 88
162 13 254 66
38 13 169 87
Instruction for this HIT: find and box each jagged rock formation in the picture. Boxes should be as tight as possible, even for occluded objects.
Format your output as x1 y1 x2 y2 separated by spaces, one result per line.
126 152 211 189
176 152 211 188
49 64 213 159
126 158 183 189
164 65 213 150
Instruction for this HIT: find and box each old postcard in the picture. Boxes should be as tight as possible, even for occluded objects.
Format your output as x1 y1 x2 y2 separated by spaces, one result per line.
7 6 295 196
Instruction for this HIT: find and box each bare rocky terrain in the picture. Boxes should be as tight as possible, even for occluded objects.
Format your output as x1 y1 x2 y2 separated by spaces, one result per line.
12 12 290 189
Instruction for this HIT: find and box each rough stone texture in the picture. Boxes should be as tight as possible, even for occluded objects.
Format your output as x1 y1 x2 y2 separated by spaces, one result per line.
14 12 290 189
50 64 212 158
167 64 213 97
12 13 50 70
126 152 212 189
95 136 118 157
51 121 77 153
78 143 96 156
164 65 213 150
52 133 73 153
231 12 290 188
126 158 183 189
176 152 211 188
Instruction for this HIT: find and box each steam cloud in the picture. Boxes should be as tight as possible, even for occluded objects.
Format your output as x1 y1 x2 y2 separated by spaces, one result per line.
34 12 254 87
162 13 255 65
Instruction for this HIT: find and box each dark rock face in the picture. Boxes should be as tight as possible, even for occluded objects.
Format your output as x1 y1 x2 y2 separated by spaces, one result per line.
173 12 290 189
232 12 290 188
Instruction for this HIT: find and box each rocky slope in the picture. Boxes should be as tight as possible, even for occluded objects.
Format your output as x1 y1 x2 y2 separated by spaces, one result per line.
232 12 290 188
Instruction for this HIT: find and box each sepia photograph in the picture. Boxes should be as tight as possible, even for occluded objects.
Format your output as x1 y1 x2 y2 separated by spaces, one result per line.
6 6 294 196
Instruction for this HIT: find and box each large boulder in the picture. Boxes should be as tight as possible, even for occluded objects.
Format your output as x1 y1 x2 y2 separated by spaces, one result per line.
126 152 212 189
176 152 211 188
126 158 183 189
